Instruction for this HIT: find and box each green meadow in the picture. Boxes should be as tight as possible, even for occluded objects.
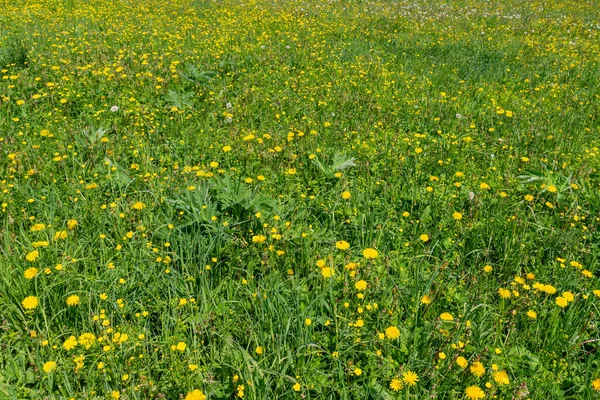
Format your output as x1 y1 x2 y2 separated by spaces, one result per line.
1 0 599 398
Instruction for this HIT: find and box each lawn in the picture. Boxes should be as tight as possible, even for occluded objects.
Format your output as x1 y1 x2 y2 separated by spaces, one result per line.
1 0 600 398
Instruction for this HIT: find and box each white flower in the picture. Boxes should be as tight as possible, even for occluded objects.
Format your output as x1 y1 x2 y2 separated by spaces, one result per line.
226 102 232 109
110 106 119 112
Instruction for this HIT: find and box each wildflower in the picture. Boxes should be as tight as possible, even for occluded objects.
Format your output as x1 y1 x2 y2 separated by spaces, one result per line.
480 183 490 190
53 230 67 240
252 235 266 243
66 295 80 306
30 223 46 232
255 346 263 355
293 382 301 391
592 379 600 391
453 211 463 220
24 267 38 279
493 370 510 385
524 195 534 201
176 342 186 351
470 361 485 377
402 370 418 386
22 296 38 310
78 333 96 349
563 291 574 302
465 385 485 399
421 294 431 304
43 361 57 373
63 336 78 351
483 265 492 273
321 267 334 278
385 326 400 340
456 356 469 368
362 248 378 259
26 250 39 262
341 191 351 199
541 285 557 295
353 367 362 376
110 105 119 112
335 240 350 250
131 202 145 210
390 377 403 391
185 390 206 400
355 280 367 291
582 270 592 278
305 318 312 326
222 145 232 152
237 384 245 397
555 296 568 308
439 312 453 321
498 288 511 298
67 219 78 229
526 310 537 319
419 234 429 242
547 185 557 193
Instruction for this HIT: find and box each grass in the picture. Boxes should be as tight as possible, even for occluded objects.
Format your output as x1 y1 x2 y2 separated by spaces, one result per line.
1 0 600 398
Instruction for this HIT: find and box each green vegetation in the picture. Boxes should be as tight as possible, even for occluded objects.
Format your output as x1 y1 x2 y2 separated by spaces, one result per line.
1 0 599 398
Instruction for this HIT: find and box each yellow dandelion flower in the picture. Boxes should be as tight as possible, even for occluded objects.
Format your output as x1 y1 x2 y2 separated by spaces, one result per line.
43 361 57 373
465 385 485 399
493 370 510 385
25 250 39 262
456 356 468 368
362 248 378 259
385 326 400 340
22 296 38 310
390 377 403 391
402 370 418 386
335 240 350 250
24 267 38 279
321 267 334 278
63 336 78 351
66 295 80 306
439 312 454 321
470 361 485 377
185 390 206 400
555 296 568 308
131 202 145 210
